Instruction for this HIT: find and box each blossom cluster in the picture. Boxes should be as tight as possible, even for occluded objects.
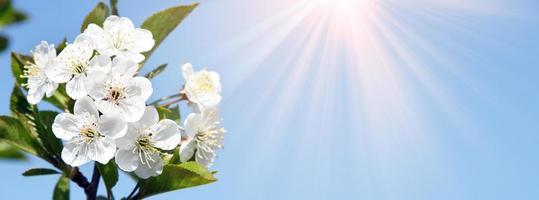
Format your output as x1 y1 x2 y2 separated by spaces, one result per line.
22 16 225 179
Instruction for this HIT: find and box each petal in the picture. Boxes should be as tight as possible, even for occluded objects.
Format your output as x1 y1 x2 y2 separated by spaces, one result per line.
46 64 72 83
99 114 127 139
104 15 134 32
183 113 202 138
138 106 159 127
111 56 138 76
115 125 139 150
117 99 146 122
87 55 111 75
179 139 195 162
152 119 181 150
66 75 88 99
127 28 154 52
33 41 56 67
129 77 153 101
88 77 107 100
74 96 99 117
44 82 59 97
117 51 145 63
27 86 45 105
82 24 108 52
52 113 80 141
134 152 163 179
89 138 116 164
115 149 139 172
182 63 193 81
62 141 91 166
195 150 216 167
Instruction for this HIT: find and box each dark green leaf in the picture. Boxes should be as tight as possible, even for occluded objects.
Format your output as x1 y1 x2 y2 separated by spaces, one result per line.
144 63 167 79
97 161 118 199
22 168 60 176
0 34 8 52
0 141 26 160
11 52 32 87
53 175 70 200
81 2 109 32
140 3 198 67
0 115 40 156
39 111 63 157
110 0 119 16
0 0 27 27
138 162 217 198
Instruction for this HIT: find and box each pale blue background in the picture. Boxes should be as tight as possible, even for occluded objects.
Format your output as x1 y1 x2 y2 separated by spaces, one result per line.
1 0 539 199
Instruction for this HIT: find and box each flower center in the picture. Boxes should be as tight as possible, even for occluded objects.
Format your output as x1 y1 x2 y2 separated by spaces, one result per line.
135 133 159 167
194 74 214 93
22 62 41 77
195 127 223 149
104 86 127 105
80 128 100 144
74 63 86 74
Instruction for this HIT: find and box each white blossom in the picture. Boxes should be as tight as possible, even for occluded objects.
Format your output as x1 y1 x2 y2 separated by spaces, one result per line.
88 56 152 122
181 63 222 111
46 36 110 99
82 15 154 63
23 41 59 104
115 106 181 179
52 96 127 166
180 107 225 167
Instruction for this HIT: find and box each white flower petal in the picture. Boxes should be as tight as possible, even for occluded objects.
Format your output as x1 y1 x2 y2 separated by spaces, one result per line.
27 86 45 105
115 149 139 172
179 139 195 162
66 75 88 99
130 77 153 101
184 113 202 138
138 106 159 128
99 114 127 139
117 51 145 63
115 126 139 150
46 64 72 83
82 24 108 52
33 41 56 67
44 82 59 97
62 141 91 166
152 119 181 150
195 150 216 167
111 56 138 76
128 28 154 52
104 15 134 32
74 96 99 117
118 100 146 122
52 113 80 140
181 63 193 81
134 152 163 179
89 138 116 164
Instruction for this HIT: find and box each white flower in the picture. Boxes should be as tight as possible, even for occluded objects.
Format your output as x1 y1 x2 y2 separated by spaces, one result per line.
47 36 110 99
181 63 222 110
88 56 153 122
23 41 59 104
180 107 225 167
82 15 154 63
52 96 127 166
115 106 181 179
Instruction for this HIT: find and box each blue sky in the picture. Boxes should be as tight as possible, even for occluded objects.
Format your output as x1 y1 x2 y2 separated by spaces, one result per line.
1 0 539 199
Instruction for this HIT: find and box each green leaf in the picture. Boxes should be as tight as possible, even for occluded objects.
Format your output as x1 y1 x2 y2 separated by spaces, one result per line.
22 168 60 176
144 63 167 79
10 86 62 159
11 52 32 87
97 162 118 199
53 175 70 200
0 34 8 52
155 105 181 123
110 0 119 16
38 111 64 157
81 2 109 32
0 115 40 156
0 141 26 160
56 38 68 52
137 162 217 198
140 3 198 67
0 0 27 27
